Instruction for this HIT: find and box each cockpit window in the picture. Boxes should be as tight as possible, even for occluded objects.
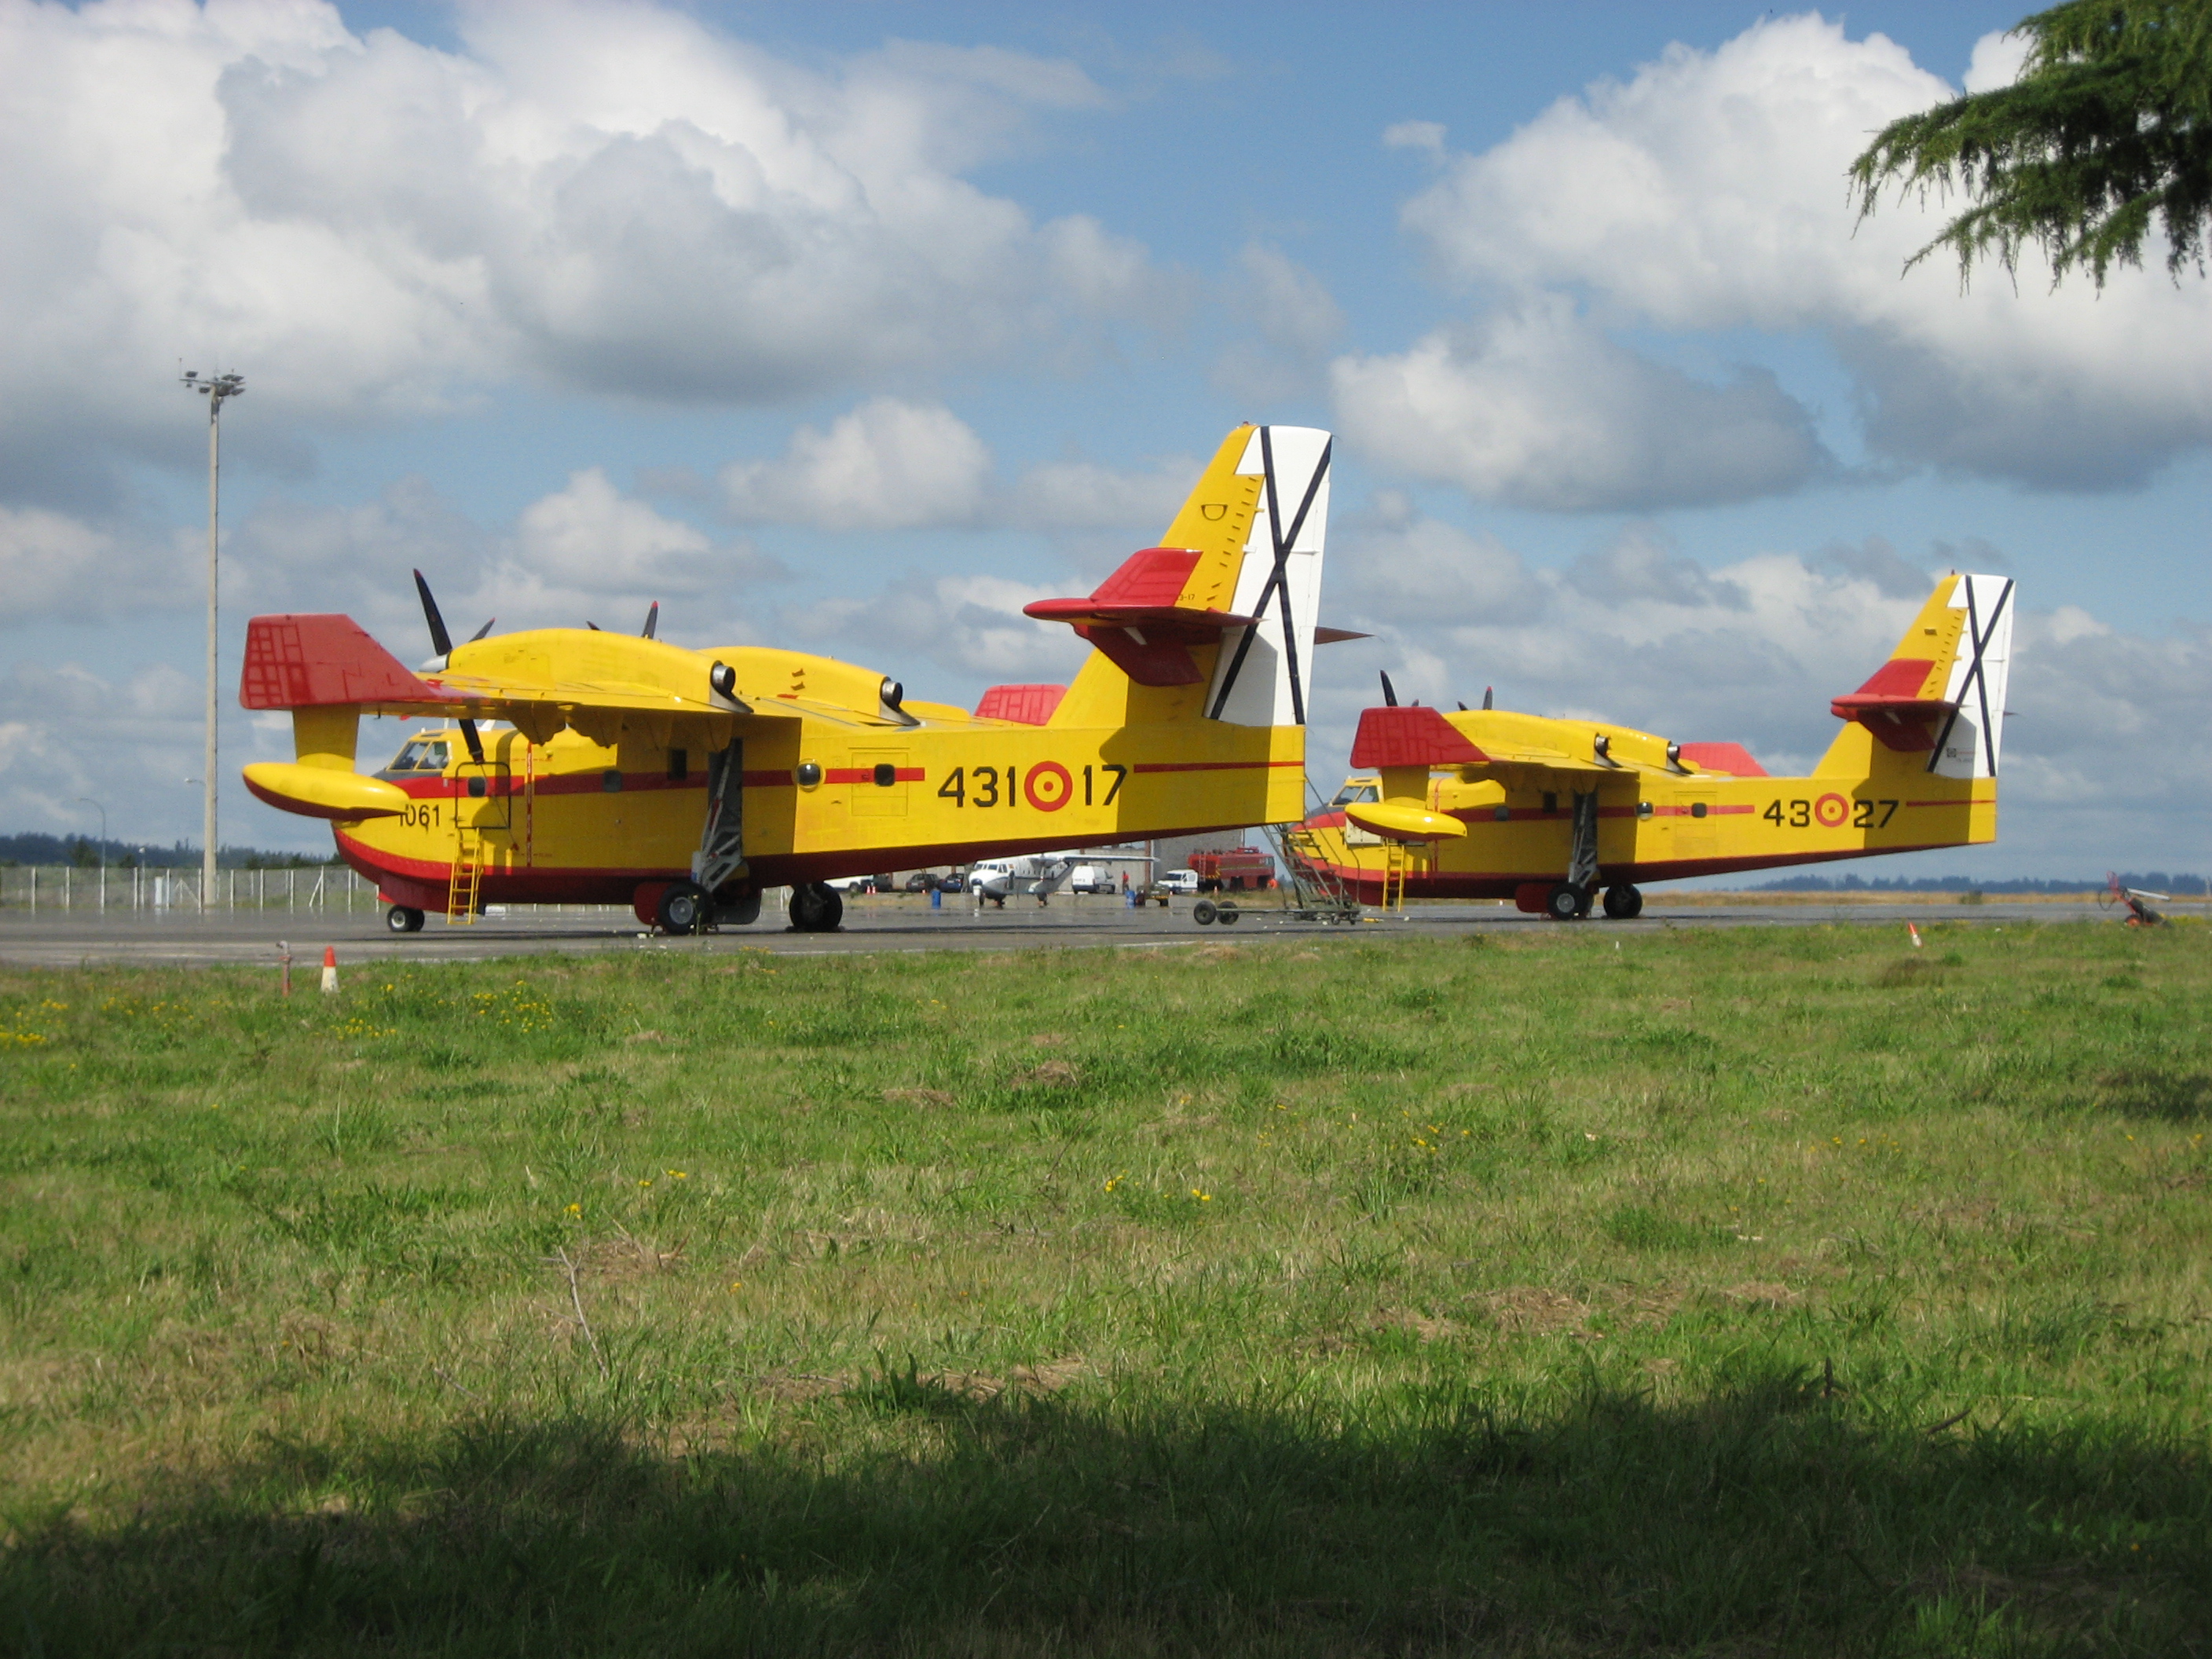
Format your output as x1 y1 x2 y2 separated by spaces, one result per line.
390 738 452 773
1330 782 1379 806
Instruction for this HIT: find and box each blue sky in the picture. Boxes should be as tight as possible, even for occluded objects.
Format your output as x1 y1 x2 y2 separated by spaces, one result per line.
2 0 2204 879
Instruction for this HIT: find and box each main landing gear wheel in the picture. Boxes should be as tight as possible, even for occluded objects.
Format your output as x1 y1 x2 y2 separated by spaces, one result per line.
1192 898 1218 925
1544 883 1590 922
721 888 763 928
789 881 844 934
1602 884 1643 920
657 880 711 936
386 904 425 934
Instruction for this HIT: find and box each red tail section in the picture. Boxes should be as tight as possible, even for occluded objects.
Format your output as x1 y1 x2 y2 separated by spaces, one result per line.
1024 546 1258 687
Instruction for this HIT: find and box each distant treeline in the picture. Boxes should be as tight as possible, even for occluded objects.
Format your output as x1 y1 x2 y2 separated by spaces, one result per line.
1750 871 2207 896
0 833 340 870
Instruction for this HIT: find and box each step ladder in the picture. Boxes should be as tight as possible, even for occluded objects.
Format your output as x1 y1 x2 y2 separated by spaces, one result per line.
445 832 482 925
1268 824 1364 923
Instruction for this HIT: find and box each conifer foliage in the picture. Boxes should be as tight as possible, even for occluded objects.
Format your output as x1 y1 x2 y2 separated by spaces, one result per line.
1851 0 2212 287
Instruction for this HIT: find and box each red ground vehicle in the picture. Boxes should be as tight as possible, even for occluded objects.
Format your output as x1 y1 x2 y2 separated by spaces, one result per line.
1189 846 1275 893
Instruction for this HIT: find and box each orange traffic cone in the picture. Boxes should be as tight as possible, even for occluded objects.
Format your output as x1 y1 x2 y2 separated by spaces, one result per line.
320 945 339 994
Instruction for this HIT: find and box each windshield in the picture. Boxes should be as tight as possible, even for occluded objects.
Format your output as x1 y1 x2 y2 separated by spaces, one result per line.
389 738 452 773
1330 782 1379 806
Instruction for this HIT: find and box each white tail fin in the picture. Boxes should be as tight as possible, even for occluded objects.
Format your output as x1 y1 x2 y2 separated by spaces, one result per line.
1203 425 1332 727
1930 573 2014 779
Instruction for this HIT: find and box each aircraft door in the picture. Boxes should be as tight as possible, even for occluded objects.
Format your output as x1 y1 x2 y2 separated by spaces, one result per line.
456 763 513 835
850 749 909 817
1675 786 1716 862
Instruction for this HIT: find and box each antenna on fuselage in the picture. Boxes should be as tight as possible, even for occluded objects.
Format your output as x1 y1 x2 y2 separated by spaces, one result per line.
641 602 659 640
1482 686 1493 710
1379 671 1399 708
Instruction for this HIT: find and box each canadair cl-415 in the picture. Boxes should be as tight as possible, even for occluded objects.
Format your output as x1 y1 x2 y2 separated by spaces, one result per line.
239 424 1350 934
1295 572 2013 917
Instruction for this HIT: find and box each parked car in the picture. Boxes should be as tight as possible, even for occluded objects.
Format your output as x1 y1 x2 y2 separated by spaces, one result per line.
903 872 941 892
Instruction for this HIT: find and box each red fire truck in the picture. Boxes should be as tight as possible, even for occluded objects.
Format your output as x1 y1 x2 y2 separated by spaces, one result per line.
1189 846 1275 893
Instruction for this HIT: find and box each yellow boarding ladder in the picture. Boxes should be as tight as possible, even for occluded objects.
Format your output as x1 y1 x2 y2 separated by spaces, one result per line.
1379 839 1409 913
445 830 482 925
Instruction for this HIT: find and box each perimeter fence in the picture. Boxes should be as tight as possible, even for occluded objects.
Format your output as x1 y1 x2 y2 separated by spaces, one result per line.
0 866 760 921
0 866 377 914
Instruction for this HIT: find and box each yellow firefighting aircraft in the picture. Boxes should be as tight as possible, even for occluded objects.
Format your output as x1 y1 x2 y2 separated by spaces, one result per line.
1295 572 2013 918
240 423 1346 934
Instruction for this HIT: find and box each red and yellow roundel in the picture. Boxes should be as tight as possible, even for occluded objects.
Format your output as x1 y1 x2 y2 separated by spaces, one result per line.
1024 761 1073 812
1815 793 1850 828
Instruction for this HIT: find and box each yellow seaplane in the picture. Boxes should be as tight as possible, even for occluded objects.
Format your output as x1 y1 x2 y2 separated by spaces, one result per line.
1295 571 2013 918
240 423 1346 934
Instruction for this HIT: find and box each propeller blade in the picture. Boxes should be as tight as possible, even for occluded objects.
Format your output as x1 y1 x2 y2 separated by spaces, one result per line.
412 569 453 659
1482 686 1494 710
468 617 495 643
641 602 659 640
1379 671 1399 708
460 719 485 767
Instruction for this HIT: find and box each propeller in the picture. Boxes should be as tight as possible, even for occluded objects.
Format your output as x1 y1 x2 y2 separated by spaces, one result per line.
641 602 659 640
1379 671 1399 708
411 568 485 767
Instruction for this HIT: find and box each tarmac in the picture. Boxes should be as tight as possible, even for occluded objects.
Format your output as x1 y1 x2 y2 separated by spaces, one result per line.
0 893 2125 969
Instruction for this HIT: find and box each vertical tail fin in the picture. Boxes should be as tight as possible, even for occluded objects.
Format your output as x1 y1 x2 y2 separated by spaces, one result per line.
1824 573 2015 777
1202 425 1332 727
1027 423 1333 727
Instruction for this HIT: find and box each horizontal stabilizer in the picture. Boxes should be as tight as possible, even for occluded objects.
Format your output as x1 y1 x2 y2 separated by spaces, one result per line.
1025 547 1262 688
1350 705 1489 769
242 615 455 710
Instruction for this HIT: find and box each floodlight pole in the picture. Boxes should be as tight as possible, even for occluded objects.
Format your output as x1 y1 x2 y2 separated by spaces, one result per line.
182 370 244 915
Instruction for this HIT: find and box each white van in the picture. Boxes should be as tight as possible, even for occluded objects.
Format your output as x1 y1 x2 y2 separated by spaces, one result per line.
1157 869 1200 895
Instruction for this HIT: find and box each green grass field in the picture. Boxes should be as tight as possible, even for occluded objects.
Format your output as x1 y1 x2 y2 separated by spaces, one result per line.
2 921 2207 1656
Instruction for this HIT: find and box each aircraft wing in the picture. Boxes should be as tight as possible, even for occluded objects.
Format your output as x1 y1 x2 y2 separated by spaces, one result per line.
241 614 785 746
1350 706 1609 775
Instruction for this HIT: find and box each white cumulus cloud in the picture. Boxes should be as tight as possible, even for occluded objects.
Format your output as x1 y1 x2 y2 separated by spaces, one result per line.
1331 296 1830 511
1381 12 2212 493
0 0 1170 510
720 400 994 531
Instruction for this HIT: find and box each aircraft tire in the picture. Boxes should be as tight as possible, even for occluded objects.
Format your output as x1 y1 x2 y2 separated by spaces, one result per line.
1602 884 1643 920
717 888 763 928
657 880 710 936
1217 903 1240 925
1544 883 1584 922
1192 899 1218 925
386 904 425 934
789 881 844 933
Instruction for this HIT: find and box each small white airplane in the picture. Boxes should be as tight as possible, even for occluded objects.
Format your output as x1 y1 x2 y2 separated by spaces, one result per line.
969 852 1079 905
